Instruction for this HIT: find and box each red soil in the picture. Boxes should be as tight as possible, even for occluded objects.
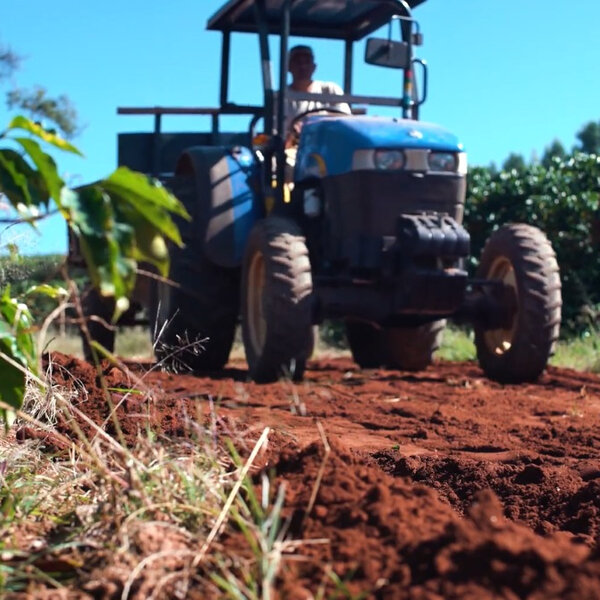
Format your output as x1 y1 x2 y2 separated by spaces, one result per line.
18 353 600 598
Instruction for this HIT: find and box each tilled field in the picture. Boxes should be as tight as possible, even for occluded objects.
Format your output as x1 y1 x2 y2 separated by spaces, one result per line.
14 352 600 598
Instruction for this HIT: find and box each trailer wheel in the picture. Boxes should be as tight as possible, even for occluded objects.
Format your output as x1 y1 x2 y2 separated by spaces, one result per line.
474 223 561 383
241 217 314 382
385 320 446 371
150 254 239 372
346 320 445 371
80 286 115 362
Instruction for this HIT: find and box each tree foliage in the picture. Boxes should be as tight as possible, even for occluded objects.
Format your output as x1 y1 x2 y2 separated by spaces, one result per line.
7 87 80 139
541 139 567 169
576 121 600 155
0 116 189 421
1 44 79 138
501 152 527 173
0 45 20 79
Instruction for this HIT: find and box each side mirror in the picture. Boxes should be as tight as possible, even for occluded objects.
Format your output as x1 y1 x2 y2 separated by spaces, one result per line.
365 38 409 69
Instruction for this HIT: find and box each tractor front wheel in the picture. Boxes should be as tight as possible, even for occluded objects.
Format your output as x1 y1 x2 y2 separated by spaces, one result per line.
241 217 314 382
474 223 561 383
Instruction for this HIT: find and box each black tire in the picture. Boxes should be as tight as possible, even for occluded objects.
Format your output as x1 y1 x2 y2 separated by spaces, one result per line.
345 321 385 368
345 320 445 371
474 223 561 383
80 286 115 362
149 154 241 373
385 320 446 371
241 217 314 382
150 253 239 373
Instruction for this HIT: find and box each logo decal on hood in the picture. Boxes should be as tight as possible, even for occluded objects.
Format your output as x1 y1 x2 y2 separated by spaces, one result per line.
408 129 423 139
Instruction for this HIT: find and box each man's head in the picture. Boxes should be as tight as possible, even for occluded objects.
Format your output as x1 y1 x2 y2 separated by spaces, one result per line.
288 45 316 84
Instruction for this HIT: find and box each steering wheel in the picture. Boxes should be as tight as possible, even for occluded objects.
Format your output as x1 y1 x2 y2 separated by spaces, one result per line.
289 106 350 134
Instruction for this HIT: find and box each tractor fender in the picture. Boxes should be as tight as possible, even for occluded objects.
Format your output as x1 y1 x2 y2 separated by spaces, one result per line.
174 145 262 268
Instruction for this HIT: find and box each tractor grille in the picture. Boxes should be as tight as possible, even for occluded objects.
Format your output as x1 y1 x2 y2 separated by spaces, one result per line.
322 171 466 265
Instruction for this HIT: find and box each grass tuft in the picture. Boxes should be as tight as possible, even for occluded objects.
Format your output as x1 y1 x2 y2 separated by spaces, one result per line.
550 333 600 373
437 325 476 362
0 362 298 598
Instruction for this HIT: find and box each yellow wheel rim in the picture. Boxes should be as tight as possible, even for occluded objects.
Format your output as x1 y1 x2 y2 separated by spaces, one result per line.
247 251 267 355
483 256 519 356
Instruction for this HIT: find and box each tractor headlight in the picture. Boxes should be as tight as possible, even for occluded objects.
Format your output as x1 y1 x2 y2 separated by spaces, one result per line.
428 151 458 173
374 149 405 170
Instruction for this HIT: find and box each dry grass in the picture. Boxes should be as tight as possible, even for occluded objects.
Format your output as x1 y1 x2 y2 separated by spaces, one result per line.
0 358 310 599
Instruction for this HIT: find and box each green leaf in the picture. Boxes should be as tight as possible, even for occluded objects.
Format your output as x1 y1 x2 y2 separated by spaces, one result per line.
0 338 27 418
0 149 32 206
115 203 170 277
101 167 189 244
62 186 136 313
0 290 36 369
104 167 189 218
25 284 69 300
13 137 65 204
0 148 49 209
62 185 116 290
7 116 83 156
76 223 134 300
62 184 114 237
63 169 187 295
0 289 37 419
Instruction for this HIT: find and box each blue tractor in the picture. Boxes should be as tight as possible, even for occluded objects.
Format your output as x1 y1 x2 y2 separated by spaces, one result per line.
108 0 561 383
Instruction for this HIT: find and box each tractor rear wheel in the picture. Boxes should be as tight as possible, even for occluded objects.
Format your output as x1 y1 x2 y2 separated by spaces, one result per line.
149 153 241 373
150 253 239 373
241 217 314 382
474 223 561 383
345 320 445 371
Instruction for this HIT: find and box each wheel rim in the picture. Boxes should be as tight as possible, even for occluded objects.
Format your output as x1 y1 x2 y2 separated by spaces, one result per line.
483 256 519 356
247 251 267 355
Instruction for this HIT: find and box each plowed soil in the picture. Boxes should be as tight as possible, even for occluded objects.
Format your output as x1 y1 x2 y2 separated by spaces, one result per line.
22 352 600 598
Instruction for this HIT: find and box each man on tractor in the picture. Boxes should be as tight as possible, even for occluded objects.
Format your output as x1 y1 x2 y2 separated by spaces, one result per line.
284 44 351 143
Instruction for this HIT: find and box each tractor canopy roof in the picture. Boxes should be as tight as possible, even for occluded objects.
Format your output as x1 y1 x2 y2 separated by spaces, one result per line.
207 0 426 41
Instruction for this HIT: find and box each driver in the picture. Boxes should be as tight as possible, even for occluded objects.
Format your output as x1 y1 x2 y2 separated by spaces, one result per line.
284 45 351 144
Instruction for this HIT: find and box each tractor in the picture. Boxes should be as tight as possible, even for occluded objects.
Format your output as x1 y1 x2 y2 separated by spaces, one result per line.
74 0 561 383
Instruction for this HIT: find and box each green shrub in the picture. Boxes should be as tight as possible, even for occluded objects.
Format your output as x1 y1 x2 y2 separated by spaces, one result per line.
465 154 600 333
0 254 63 322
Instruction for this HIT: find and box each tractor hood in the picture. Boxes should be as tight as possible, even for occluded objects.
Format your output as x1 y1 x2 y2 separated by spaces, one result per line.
296 116 464 178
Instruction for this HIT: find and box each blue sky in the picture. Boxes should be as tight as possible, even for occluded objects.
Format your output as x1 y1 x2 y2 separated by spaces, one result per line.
1 0 599 254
